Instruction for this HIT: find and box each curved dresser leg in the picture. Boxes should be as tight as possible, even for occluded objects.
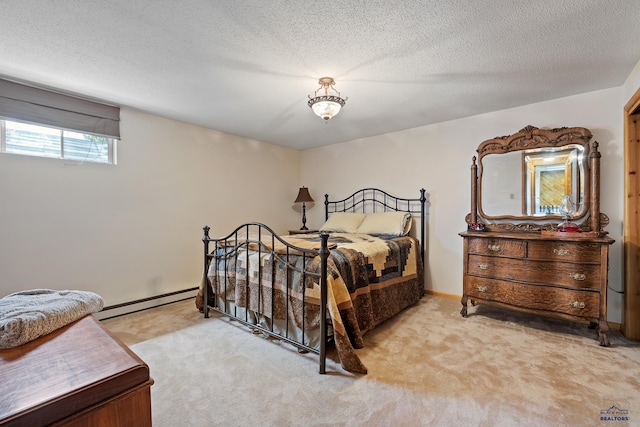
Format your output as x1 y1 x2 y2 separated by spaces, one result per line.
598 319 610 347
460 294 468 317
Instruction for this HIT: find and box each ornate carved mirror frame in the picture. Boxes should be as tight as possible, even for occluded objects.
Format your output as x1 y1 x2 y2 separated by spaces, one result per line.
467 125 608 233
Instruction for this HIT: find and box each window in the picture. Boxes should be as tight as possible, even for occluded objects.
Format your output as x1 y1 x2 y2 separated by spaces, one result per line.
0 119 116 164
0 78 120 164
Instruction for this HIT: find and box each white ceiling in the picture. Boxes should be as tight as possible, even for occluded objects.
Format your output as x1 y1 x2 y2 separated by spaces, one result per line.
2 1 639 150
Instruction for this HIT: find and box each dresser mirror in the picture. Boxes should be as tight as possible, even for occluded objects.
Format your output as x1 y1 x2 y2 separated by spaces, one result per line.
469 125 604 232
480 143 587 219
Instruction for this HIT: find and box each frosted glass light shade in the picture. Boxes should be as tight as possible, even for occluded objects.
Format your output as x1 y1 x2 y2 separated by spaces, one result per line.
309 97 344 121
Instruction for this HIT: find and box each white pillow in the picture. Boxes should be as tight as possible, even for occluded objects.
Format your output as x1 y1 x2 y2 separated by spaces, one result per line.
319 212 366 233
356 212 412 236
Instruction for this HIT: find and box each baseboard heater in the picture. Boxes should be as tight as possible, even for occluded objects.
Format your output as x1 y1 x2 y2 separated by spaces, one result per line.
95 287 198 320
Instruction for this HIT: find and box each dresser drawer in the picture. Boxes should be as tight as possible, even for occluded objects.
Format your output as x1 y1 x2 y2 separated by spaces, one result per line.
467 255 601 290
466 276 600 319
527 241 601 263
467 237 526 257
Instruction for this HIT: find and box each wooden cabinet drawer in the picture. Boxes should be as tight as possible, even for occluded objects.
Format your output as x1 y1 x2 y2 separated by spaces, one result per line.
527 241 601 263
467 255 601 290
467 237 525 257
466 276 599 319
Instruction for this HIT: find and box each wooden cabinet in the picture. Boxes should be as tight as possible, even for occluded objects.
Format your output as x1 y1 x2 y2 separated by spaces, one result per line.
0 315 153 426
460 231 614 345
462 125 615 346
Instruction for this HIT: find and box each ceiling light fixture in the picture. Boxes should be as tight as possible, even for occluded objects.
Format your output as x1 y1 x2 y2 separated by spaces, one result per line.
307 77 347 122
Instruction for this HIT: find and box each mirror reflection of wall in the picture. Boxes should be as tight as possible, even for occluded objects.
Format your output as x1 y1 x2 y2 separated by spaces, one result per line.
480 152 522 216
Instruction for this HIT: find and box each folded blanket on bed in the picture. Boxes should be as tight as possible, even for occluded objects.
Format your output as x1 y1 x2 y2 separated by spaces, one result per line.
0 289 104 349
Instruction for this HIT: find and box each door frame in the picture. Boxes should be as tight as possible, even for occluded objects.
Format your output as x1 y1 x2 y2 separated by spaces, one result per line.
623 87 640 339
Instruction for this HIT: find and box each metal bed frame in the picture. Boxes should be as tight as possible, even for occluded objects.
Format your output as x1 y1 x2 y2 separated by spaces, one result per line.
201 188 427 374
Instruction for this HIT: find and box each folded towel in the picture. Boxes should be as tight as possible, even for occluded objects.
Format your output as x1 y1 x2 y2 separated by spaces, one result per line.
0 289 104 349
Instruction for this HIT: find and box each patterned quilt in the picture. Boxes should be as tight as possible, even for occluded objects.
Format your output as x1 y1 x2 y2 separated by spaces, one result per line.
196 232 424 374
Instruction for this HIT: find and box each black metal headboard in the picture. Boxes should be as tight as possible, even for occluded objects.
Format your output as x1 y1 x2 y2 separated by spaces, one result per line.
324 188 427 260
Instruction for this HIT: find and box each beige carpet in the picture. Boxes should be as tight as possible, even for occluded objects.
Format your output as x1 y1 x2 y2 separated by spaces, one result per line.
102 295 640 426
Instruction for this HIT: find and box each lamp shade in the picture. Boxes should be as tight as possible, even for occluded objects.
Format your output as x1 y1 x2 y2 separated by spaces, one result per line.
309 97 344 121
294 187 314 203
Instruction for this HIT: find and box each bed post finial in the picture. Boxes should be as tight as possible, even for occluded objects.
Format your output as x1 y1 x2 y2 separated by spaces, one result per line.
324 194 330 221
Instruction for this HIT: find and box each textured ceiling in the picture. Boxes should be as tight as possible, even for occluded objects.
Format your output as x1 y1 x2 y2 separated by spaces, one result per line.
1 1 640 150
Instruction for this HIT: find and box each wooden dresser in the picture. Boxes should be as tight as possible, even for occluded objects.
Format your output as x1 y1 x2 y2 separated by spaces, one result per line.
461 125 614 346
0 315 153 426
460 230 614 345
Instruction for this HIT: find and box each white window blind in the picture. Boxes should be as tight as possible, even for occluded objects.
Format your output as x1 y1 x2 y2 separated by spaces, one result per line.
0 78 120 138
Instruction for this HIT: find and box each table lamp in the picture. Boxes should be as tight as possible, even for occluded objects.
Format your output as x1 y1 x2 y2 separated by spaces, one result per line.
294 186 314 230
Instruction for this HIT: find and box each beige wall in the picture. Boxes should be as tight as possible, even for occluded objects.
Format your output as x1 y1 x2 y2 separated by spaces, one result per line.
300 87 625 323
623 57 640 101
2 56 639 322
0 109 300 307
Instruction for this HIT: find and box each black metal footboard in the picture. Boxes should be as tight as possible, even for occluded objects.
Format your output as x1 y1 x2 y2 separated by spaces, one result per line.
202 223 331 374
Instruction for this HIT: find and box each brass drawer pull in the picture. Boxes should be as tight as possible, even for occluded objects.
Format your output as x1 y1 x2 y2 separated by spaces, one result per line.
476 285 487 293
487 244 501 252
553 248 571 256
568 301 586 309
569 272 586 281
478 263 490 270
